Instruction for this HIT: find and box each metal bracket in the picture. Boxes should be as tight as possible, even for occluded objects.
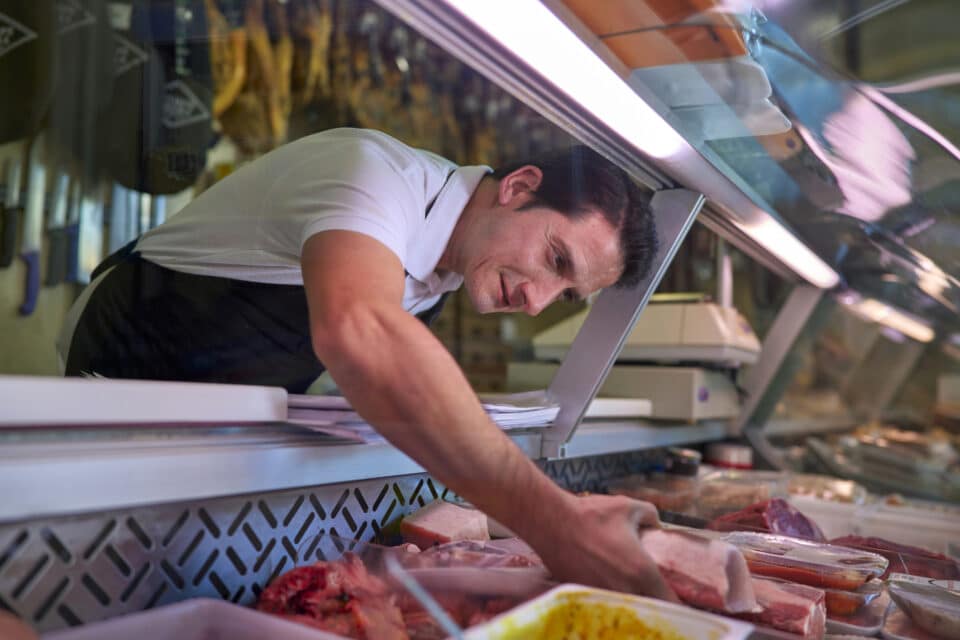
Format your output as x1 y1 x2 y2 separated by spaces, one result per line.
541 189 705 458
736 285 830 468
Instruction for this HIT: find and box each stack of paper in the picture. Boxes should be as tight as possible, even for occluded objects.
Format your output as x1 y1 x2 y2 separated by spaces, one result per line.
286 391 558 443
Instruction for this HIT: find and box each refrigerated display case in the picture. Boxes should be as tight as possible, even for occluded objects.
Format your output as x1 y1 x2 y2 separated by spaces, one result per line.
3 0 960 636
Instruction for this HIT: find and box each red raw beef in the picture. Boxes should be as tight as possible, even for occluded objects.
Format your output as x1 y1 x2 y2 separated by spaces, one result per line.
738 577 827 639
709 498 826 541
830 536 960 580
256 553 408 639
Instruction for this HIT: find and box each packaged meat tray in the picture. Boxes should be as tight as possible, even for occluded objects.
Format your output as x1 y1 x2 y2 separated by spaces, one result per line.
722 531 889 590
738 577 826 639
696 470 789 520
823 581 884 617
606 472 699 512
831 536 960 580
44 598 349 640
882 600 955 640
886 573 960 640
788 474 868 505
766 577 883 616
825 590 889 637
462 584 755 640
254 536 551 639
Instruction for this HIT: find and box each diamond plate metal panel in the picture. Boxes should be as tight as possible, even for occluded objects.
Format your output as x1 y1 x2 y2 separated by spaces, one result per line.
543 450 661 493
0 452 656 632
0 474 448 632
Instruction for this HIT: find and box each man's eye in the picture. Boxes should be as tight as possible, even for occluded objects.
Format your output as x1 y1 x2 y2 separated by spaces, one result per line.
553 251 566 272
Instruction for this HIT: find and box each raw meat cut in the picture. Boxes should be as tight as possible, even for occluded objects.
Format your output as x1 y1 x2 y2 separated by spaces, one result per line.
256 553 408 639
739 577 826 639
403 539 541 570
639 529 757 613
400 501 489 549
723 531 887 590
708 498 826 541
830 536 960 580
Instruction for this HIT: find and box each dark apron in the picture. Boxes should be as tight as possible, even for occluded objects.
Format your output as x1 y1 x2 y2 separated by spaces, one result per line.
65 173 455 393
65 243 450 393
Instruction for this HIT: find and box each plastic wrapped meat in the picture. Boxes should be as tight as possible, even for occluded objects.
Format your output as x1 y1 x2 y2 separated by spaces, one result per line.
708 498 826 541
400 501 489 549
888 574 960 639
722 531 888 590
738 577 826 639
830 536 960 580
256 553 408 639
402 539 542 570
639 529 757 613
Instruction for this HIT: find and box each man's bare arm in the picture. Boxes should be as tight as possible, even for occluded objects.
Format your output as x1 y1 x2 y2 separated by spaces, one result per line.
301 230 674 598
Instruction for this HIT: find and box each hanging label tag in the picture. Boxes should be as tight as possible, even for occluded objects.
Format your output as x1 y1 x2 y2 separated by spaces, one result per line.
107 2 133 30
57 0 96 35
0 12 38 58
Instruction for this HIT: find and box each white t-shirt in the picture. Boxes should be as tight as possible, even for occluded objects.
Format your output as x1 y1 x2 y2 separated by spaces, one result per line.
136 127 490 315
57 129 490 372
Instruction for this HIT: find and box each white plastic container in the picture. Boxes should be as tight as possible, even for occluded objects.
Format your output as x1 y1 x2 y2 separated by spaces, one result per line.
463 584 754 640
44 598 347 640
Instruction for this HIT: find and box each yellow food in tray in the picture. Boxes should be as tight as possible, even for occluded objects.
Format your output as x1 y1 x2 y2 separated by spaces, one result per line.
468 586 750 640
506 596 686 640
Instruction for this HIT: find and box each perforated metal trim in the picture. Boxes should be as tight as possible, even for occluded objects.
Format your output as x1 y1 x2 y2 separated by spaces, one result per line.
1 450 658 632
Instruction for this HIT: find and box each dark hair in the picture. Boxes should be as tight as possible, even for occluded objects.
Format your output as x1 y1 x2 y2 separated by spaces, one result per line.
493 145 658 289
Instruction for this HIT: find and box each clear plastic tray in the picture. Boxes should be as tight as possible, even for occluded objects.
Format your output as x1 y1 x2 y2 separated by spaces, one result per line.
43 598 348 640
882 600 948 640
723 531 889 590
886 573 960 639
788 474 868 505
462 584 755 640
824 580 884 617
606 472 699 512
696 470 789 519
825 590 889 637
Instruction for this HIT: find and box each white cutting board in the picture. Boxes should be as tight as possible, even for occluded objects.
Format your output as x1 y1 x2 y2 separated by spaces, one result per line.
0 375 288 426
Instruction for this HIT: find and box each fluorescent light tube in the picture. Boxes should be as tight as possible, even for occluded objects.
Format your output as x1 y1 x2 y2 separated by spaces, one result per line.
844 297 935 343
442 0 686 159
742 217 840 289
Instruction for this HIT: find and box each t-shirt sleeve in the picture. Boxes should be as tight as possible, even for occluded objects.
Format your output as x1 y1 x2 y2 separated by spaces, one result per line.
262 133 423 267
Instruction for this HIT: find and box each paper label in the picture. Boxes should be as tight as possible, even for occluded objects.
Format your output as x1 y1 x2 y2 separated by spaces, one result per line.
889 572 960 595
0 12 38 58
57 0 96 35
112 33 148 76
107 2 132 30
162 80 211 129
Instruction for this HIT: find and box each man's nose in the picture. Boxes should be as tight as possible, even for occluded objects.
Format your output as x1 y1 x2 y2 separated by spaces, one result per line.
523 280 563 316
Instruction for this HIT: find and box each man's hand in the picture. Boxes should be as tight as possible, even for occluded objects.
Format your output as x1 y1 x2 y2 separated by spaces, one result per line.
527 494 678 602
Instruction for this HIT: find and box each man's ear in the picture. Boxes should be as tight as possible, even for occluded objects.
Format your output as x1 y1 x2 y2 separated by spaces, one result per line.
497 165 543 207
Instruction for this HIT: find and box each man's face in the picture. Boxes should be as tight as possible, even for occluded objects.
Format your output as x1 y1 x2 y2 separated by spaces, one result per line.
461 205 624 316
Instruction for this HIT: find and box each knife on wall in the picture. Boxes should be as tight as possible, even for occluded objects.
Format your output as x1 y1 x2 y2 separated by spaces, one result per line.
45 170 70 286
1 153 24 268
20 136 47 316
65 177 82 283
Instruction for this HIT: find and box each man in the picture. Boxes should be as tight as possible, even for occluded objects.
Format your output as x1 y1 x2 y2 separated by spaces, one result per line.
58 127 674 599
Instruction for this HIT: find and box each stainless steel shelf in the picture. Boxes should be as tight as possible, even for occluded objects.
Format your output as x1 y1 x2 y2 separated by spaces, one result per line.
561 420 730 459
0 418 728 522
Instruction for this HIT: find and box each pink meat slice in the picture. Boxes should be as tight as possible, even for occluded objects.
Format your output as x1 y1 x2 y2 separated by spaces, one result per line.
400 501 489 549
639 529 757 613
740 577 826 639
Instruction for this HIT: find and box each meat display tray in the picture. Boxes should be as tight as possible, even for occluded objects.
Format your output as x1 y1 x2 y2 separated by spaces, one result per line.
43 598 347 640
722 532 889 590
463 584 755 640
